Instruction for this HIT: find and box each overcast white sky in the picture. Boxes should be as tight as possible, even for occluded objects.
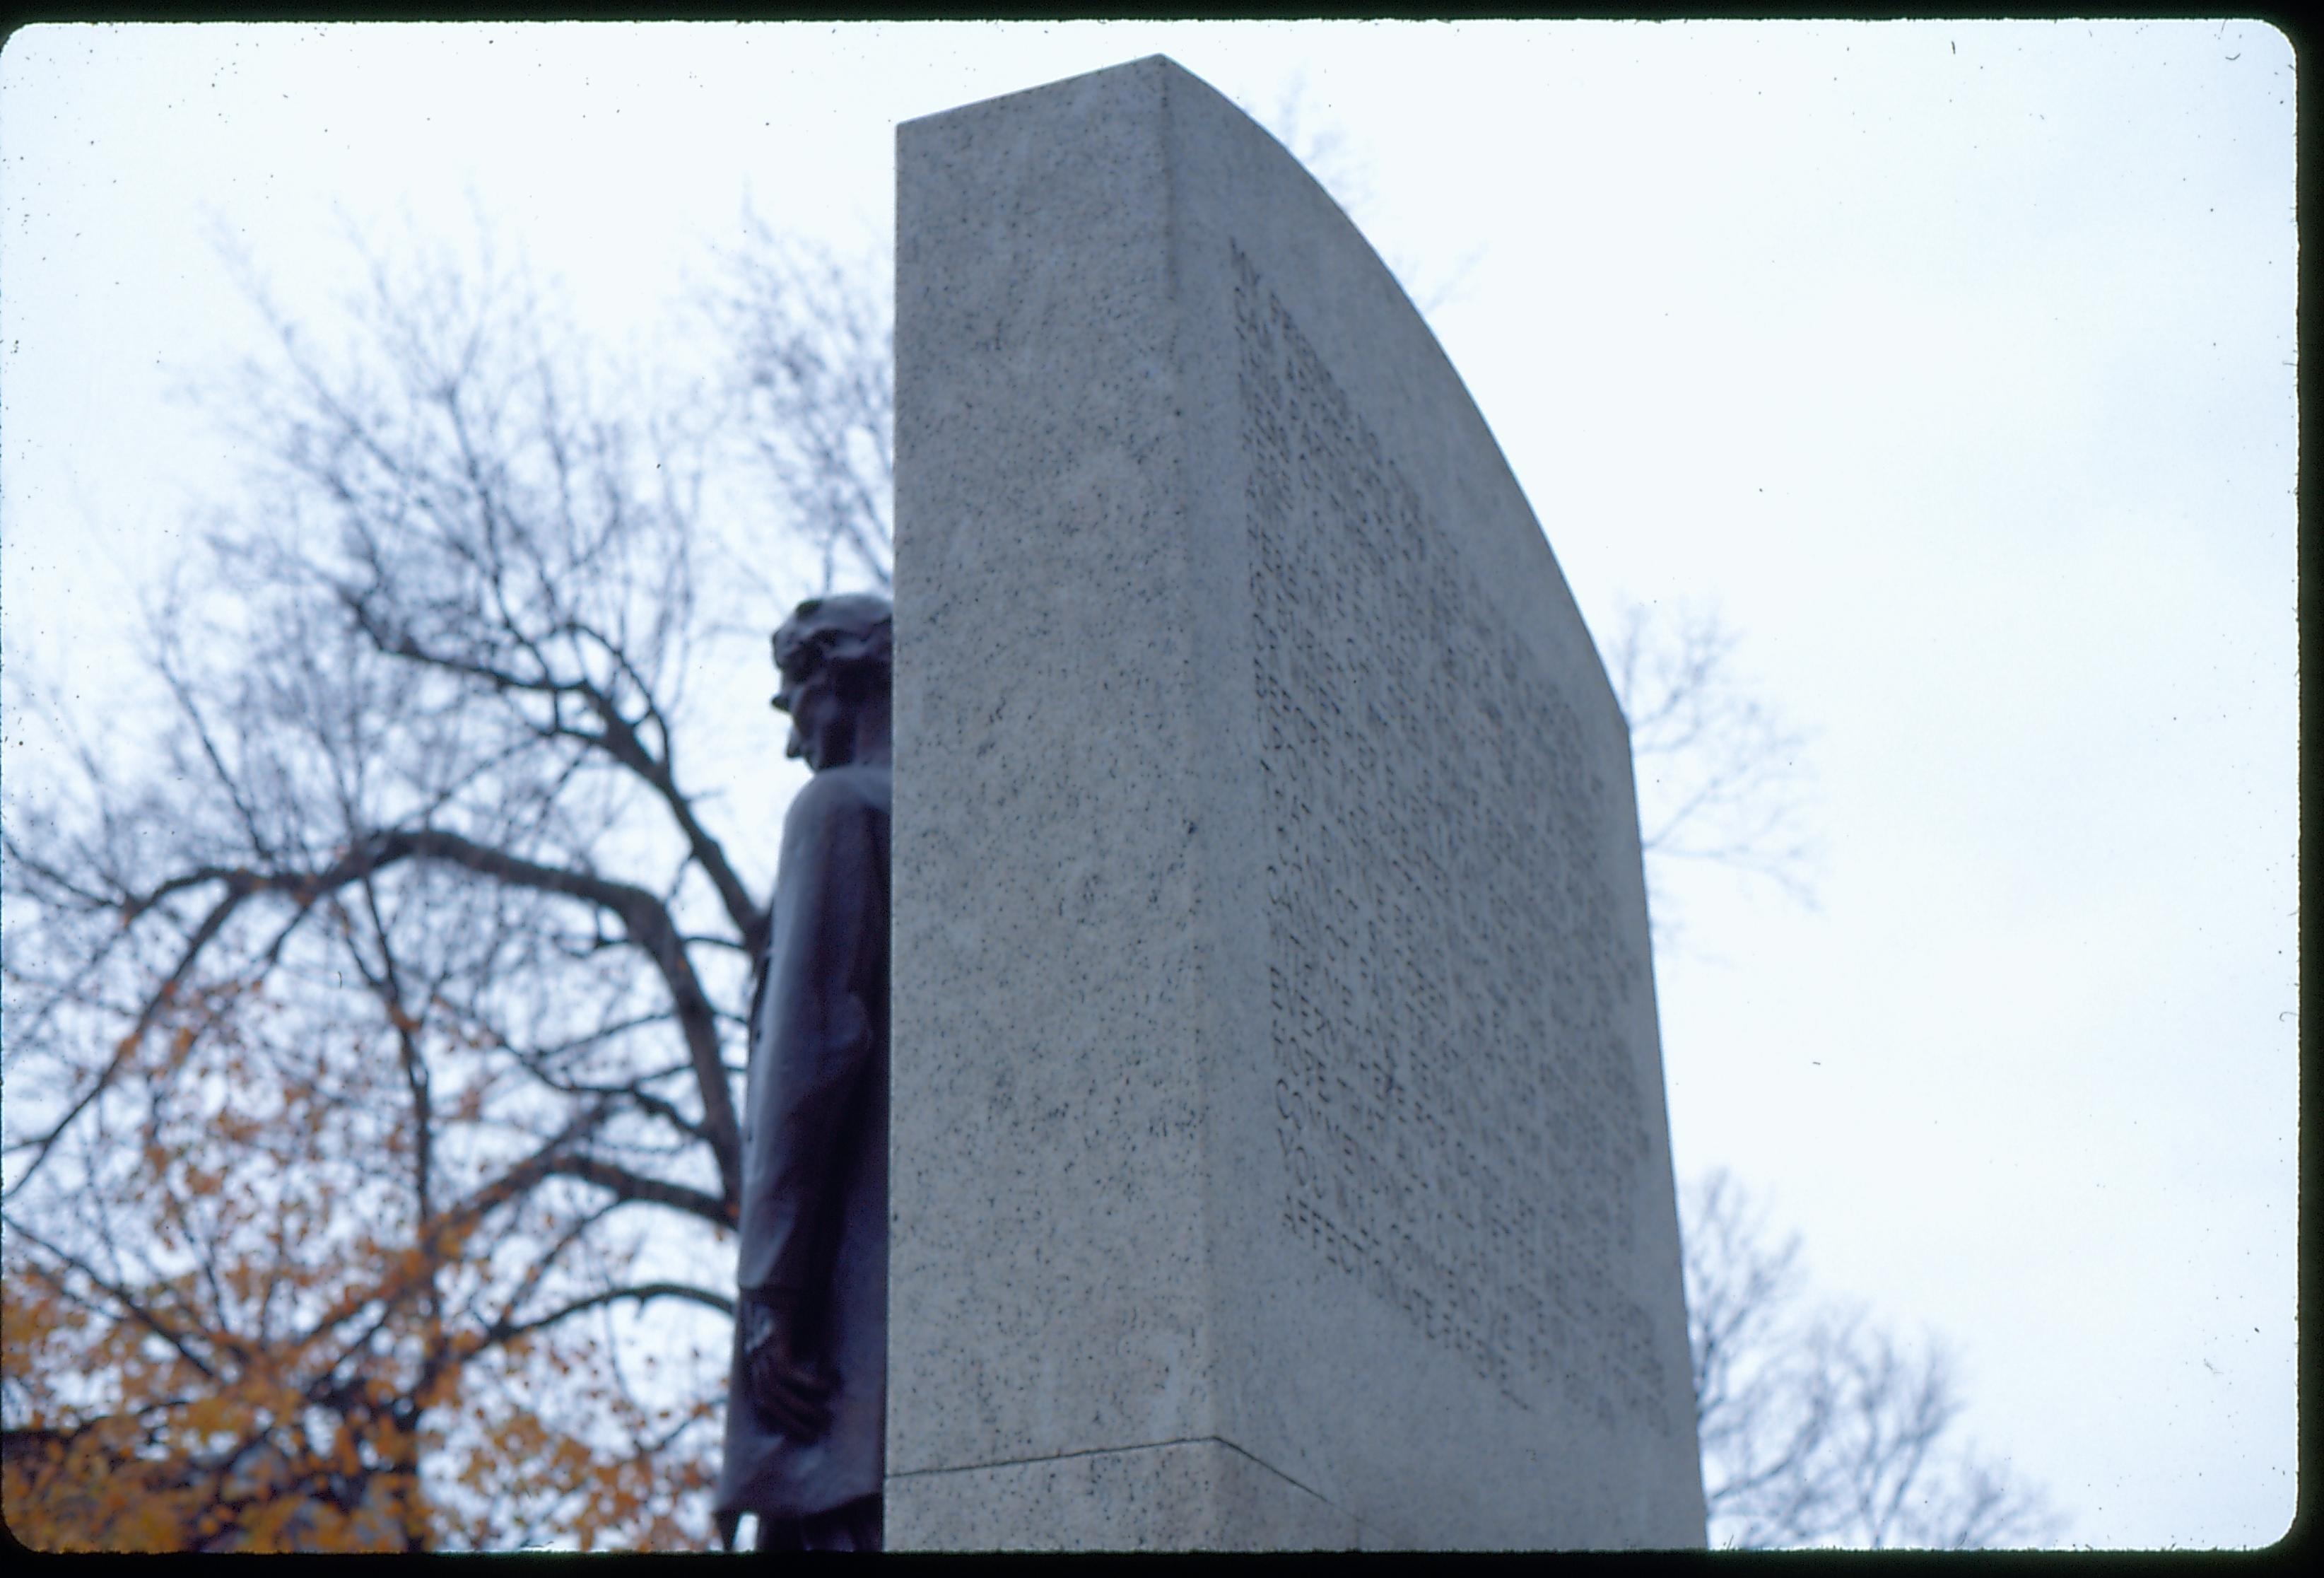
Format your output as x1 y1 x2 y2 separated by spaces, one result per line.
1 20 2296 1549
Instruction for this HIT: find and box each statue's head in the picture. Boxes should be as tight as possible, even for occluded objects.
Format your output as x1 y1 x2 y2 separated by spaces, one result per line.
771 593 893 770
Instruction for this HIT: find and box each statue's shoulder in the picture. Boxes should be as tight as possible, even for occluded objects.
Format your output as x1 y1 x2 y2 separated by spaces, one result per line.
785 765 893 836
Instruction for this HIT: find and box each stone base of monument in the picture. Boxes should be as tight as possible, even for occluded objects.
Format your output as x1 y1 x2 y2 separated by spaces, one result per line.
889 1439 1355 1551
890 57 1704 1550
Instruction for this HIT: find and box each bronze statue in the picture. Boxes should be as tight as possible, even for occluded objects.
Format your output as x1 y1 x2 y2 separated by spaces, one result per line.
714 594 893 1553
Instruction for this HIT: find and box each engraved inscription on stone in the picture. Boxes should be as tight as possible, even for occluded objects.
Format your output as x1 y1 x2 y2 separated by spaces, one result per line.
1232 242 1669 1434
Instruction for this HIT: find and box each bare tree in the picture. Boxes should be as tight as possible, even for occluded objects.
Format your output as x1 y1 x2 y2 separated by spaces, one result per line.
1 220 886 1548
1605 598 1817 937
708 209 892 598
1683 1170 2062 1549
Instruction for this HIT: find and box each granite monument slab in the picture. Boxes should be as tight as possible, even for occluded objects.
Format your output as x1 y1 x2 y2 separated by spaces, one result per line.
888 56 1703 1550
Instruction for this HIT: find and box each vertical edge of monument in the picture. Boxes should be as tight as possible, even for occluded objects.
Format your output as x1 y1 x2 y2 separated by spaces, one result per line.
888 56 1240 1543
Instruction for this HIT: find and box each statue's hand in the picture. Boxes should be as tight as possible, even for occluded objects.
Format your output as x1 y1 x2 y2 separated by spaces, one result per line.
741 1290 833 1441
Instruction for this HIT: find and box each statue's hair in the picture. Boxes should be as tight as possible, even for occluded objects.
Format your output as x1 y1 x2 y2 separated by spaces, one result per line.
773 592 893 683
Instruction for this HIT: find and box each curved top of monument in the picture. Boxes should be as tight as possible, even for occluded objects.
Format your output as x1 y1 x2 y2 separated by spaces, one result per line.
898 54 1614 723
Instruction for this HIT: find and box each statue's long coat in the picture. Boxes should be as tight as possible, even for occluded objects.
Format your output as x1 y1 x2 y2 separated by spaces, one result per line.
714 764 890 1529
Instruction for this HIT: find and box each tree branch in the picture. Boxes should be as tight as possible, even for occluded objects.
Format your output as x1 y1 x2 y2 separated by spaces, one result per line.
545 1156 729 1226
483 1281 735 1352
6 1217 221 1383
